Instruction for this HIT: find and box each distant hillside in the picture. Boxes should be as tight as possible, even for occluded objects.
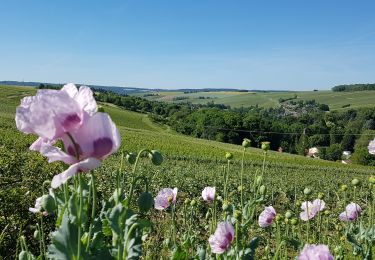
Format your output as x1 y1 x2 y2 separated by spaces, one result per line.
332 83 375 92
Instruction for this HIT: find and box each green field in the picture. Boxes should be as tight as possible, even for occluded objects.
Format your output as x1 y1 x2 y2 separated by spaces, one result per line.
137 90 375 110
1 85 374 258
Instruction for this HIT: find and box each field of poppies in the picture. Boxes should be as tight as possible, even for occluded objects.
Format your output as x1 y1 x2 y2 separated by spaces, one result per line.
0 84 375 259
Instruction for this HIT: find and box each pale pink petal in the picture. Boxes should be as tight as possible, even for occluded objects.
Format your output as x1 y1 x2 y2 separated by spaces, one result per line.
209 222 234 254
61 83 78 98
298 244 333 260
313 199 326 212
202 187 216 202
75 86 97 115
64 113 121 160
38 141 77 164
259 206 276 227
51 158 101 189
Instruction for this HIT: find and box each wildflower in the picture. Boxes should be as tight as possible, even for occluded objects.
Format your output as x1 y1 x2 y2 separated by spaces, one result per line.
154 188 178 210
202 187 216 202
208 222 234 254
242 138 251 148
258 206 276 227
298 244 333 260
300 199 325 221
261 141 270 151
339 202 361 222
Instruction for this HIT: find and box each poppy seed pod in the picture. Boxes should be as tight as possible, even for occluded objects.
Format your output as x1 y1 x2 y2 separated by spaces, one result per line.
190 199 197 207
138 192 153 213
149 150 163 166
285 210 292 219
256 176 263 186
126 152 136 165
261 141 270 151
33 230 40 240
41 194 56 213
290 218 298 225
225 152 233 160
242 138 251 148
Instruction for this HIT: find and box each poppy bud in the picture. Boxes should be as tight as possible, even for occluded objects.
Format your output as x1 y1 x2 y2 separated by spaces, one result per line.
303 188 312 196
275 214 282 222
225 152 233 160
261 141 270 151
285 210 292 219
318 192 325 199
126 152 136 165
259 185 266 195
351 178 360 186
291 218 298 225
369 176 375 184
41 194 56 213
184 198 190 205
256 176 263 186
216 195 223 201
324 210 331 215
237 185 244 192
33 230 40 240
81 232 89 246
340 184 348 191
222 201 230 211
233 210 242 220
138 192 153 213
149 150 163 166
18 251 32 260
190 199 197 207
242 138 251 148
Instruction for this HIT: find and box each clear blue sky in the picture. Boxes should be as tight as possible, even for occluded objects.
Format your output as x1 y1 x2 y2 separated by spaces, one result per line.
1 1 375 90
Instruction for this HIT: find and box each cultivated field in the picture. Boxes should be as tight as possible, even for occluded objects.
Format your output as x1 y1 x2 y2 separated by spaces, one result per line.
1 85 374 258
136 90 375 110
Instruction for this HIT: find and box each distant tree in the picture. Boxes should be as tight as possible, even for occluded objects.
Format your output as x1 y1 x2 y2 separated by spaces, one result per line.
325 144 343 161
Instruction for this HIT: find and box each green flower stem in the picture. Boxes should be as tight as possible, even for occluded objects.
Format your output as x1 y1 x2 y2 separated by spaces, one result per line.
77 174 83 260
40 216 46 258
86 173 97 252
240 148 245 210
123 223 139 259
261 151 267 177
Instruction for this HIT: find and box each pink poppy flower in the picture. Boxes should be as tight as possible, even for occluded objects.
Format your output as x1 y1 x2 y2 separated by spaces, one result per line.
258 206 276 227
154 188 178 210
298 244 333 260
16 83 97 141
339 202 361 222
202 187 216 202
209 222 234 254
368 139 375 154
300 199 325 221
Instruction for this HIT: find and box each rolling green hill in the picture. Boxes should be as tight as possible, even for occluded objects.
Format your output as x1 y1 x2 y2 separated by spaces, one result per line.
136 90 375 110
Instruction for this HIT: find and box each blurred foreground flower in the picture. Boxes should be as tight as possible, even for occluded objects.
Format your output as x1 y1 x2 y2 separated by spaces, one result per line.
300 199 325 221
339 202 361 221
202 187 216 202
368 139 375 154
154 188 178 210
209 222 234 254
298 244 333 260
258 206 276 227
15 83 121 189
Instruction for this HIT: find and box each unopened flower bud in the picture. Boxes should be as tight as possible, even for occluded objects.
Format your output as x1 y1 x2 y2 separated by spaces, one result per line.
290 218 298 225
340 184 348 191
256 176 263 186
222 201 230 211
303 188 312 196
285 210 292 219
259 185 266 195
324 210 331 215
216 195 223 201
184 198 190 205
275 214 282 222
351 178 360 186
318 192 325 199
138 192 153 213
225 152 233 160
233 210 242 220
149 150 163 166
126 152 136 165
261 141 270 151
242 138 251 148
190 199 197 207
369 176 375 184
237 185 244 192
33 230 40 240
41 194 56 213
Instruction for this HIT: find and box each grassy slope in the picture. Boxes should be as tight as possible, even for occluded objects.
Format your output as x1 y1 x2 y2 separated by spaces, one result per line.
1 84 373 196
137 90 375 110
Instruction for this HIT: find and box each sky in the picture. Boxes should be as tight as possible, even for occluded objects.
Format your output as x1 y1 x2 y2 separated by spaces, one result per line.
1 1 375 90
